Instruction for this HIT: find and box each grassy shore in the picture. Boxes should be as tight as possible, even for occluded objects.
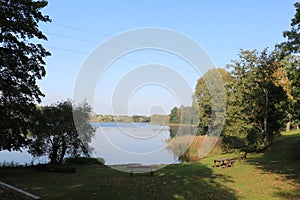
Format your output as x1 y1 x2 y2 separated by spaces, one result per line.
0 131 300 200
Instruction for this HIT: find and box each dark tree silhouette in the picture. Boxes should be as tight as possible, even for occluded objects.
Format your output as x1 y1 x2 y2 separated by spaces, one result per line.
0 0 50 150
29 100 95 165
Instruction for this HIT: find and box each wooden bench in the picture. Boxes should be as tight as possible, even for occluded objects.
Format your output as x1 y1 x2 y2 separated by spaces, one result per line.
127 165 154 176
214 158 237 168
224 158 237 168
214 158 229 168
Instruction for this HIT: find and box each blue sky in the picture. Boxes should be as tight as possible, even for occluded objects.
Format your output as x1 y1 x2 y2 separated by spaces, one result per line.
38 1 297 115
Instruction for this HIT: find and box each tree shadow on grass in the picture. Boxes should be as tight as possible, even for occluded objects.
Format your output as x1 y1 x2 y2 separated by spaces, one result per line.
143 162 239 200
246 134 300 199
0 163 238 200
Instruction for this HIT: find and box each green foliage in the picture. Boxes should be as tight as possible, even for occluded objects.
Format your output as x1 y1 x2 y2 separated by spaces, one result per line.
245 128 264 152
169 107 180 123
195 68 231 135
0 0 50 151
226 49 287 149
90 114 114 122
150 114 167 125
221 135 246 151
90 114 151 123
277 2 300 129
280 55 300 125
132 115 151 123
278 2 300 54
169 126 198 138
168 105 198 125
29 100 95 165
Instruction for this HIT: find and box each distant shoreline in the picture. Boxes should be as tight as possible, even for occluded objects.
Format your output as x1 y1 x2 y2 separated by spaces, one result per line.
90 121 197 127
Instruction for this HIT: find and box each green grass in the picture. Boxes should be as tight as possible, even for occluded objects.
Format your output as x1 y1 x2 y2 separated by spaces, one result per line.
1 131 300 199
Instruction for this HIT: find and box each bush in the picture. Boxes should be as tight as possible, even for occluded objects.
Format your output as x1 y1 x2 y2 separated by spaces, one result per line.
36 164 76 173
64 157 105 165
245 128 264 152
222 135 246 151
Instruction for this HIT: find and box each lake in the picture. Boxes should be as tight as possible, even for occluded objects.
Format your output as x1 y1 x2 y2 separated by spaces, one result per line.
0 122 180 166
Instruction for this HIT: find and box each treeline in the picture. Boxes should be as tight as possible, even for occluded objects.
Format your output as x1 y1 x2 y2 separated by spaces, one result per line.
91 109 199 126
168 105 198 125
90 114 151 123
90 114 171 125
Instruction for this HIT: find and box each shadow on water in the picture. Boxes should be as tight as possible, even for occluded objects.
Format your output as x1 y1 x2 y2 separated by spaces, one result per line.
246 134 300 199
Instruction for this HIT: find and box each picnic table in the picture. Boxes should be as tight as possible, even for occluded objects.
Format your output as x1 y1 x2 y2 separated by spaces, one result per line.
213 158 237 168
127 165 154 176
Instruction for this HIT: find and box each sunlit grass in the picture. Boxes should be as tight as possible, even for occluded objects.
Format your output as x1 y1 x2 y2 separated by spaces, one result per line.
281 128 300 136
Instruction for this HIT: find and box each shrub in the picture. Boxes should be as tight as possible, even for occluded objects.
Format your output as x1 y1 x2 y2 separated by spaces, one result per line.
64 157 105 165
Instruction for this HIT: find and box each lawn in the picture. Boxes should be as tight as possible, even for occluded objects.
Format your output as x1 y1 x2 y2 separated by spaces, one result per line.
0 131 300 200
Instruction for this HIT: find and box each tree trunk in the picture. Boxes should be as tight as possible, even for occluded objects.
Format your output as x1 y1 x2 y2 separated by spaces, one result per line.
286 122 291 132
58 142 67 164
263 88 269 146
50 145 59 165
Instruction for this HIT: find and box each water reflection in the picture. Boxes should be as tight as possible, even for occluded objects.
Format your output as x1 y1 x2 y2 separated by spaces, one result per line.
90 122 179 165
169 125 198 138
0 123 200 166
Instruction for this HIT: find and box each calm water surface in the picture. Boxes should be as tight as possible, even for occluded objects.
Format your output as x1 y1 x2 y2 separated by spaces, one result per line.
0 122 179 165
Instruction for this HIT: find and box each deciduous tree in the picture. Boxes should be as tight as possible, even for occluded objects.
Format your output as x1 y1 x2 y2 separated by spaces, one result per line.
227 49 286 149
195 68 231 135
29 101 95 165
0 0 50 150
278 2 300 54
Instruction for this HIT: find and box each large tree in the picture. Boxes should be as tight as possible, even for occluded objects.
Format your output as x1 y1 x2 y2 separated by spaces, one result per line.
29 100 95 165
277 2 300 127
227 49 286 149
0 0 51 150
195 68 231 135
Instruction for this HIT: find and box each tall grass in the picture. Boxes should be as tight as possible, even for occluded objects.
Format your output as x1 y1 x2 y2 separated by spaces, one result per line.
0 161 19 168
167 135 223 162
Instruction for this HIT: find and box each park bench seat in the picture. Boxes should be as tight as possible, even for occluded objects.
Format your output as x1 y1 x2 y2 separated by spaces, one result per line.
127 165 154 176
213 157 237 168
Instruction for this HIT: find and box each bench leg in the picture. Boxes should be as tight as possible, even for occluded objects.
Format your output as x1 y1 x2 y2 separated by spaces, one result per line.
224 161 229 168
222 161 226 168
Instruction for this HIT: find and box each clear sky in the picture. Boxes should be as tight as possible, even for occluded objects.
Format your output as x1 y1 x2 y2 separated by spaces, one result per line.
38 0 297 115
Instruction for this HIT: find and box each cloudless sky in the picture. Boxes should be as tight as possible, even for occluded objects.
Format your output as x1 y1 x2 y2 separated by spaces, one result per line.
38 0 297 115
